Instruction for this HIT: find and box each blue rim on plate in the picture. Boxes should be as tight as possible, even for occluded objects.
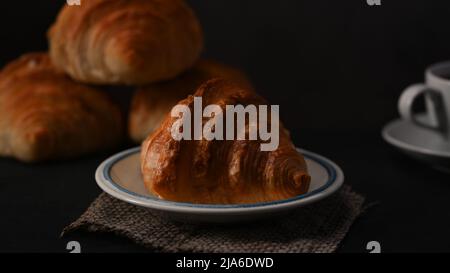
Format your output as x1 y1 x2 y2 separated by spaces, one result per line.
96 147 344 211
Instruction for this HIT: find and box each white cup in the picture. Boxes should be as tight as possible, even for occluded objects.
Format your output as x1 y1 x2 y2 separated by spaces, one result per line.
399 61 450 140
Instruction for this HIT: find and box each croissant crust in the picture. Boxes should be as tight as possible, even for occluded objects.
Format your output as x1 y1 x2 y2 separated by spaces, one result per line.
129 59 253 143
0 53 122 162
48 0 203 85
141 79 310 204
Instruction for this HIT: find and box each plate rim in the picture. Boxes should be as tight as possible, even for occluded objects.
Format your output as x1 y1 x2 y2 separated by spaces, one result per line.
382 117 450 158
95 146 344 214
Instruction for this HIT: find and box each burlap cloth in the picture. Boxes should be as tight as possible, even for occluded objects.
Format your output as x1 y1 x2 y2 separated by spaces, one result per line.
62 185 366 253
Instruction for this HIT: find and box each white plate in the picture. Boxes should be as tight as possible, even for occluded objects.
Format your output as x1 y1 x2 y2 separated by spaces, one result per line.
95 147 344 223
382 114 450 172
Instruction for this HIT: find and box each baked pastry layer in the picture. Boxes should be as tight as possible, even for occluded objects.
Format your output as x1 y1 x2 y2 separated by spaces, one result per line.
141 79 310 204
0 53 123 162
48 0 203 85
129 60 252 143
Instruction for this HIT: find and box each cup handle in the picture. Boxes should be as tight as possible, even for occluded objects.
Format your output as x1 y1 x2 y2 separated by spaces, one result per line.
398 83 446 132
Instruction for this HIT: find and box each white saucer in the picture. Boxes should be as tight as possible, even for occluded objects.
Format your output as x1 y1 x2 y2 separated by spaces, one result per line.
95 147 344 223
382 114 450 172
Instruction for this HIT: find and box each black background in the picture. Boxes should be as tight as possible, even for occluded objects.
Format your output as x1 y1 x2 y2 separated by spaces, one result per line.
1 0 450 253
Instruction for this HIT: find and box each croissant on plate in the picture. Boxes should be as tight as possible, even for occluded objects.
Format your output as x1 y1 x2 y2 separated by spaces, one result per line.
141 79 310 204
0 53 122 162
48 0 203 85
129 59 253 143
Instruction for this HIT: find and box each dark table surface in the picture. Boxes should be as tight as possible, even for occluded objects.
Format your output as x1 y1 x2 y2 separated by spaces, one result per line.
1 129 449 253
2 0 450 253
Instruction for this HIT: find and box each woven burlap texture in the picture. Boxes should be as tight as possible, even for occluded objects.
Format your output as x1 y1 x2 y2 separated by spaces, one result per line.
62 185 365 253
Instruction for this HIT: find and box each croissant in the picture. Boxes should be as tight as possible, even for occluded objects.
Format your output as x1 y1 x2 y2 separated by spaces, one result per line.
0 53 122 162
129 59 253 143
141 79 310 204
48 0 203 85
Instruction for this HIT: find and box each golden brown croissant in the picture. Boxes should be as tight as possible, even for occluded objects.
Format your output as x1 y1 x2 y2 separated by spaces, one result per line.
0 53 123 162
129 60 253 143
48 0 203 85
141 79 310 204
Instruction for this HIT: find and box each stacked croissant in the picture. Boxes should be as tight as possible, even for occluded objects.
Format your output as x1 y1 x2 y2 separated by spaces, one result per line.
0 0 310 204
